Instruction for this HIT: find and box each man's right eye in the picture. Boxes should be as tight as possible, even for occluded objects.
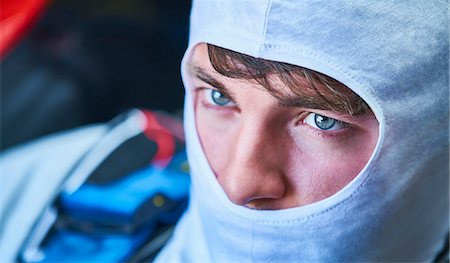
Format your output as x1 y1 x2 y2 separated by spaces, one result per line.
205 89 236 107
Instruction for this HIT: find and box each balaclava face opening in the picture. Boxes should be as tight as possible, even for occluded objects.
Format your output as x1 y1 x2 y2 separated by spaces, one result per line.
155 1 449 262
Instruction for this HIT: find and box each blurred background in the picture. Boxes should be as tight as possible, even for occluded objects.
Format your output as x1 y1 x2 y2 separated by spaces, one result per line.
1 0 191 150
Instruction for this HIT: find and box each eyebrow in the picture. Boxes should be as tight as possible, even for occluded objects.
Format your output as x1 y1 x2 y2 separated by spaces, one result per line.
187 62 351 113
187 63 234 97
276 97 332 110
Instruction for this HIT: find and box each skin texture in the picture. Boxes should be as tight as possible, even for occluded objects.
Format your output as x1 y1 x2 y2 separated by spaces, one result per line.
186 43 379 210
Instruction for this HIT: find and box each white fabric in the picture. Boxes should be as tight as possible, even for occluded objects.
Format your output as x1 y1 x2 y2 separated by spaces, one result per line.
156 1 449 262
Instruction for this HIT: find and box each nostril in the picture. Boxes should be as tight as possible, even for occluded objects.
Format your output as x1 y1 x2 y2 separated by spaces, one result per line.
245 198 279 210
217 169 287 208
218 175 252 206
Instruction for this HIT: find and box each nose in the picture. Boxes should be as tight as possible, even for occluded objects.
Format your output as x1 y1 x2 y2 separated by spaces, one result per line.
217 118 288 208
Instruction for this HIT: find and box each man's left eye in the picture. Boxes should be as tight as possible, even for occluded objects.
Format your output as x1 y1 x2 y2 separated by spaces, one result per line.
303 113 347 131
206 89 236 106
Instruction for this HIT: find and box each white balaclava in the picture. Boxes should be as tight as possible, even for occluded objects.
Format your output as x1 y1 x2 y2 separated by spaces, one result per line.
156 1 449 262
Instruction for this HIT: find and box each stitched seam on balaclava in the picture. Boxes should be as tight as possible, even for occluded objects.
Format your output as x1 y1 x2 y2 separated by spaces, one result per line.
257 0 273 57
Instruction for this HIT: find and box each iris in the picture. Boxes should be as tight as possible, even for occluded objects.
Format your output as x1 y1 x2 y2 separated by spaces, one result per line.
314 114 336 130
211 90 231 106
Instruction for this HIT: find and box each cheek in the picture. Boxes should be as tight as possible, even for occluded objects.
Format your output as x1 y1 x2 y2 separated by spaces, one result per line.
287 129 378 203
195 104 235 175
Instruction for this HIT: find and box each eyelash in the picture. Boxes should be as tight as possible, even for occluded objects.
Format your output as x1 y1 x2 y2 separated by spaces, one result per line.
197 87 353 139
200 88 238 110
295 113 353 139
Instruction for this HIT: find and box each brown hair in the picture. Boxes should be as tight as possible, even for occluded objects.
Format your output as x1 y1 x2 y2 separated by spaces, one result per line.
207 44 368 115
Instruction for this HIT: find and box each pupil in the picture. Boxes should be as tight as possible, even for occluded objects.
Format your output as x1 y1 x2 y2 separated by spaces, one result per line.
211 90 230 105
314 114 336 130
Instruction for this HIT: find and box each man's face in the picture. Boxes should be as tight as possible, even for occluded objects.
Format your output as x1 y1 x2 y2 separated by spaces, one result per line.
186 43 379 210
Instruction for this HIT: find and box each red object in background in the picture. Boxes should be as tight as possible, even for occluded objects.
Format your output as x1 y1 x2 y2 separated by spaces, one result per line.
0 0 48 59
142 110 177 168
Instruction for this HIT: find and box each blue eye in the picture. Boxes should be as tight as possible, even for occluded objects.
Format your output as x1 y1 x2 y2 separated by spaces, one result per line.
207 89 235 106
304 113 346 131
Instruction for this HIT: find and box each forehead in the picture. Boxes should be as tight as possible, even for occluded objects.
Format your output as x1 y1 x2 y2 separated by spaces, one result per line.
188 43 211 68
